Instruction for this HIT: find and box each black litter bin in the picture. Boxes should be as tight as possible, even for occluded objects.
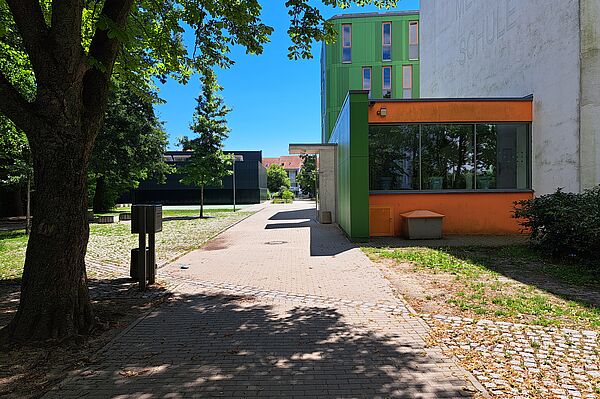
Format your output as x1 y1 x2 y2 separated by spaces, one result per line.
130 247 156 281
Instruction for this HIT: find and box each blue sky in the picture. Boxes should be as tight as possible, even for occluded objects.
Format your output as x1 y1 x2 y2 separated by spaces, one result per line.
156 0 420 158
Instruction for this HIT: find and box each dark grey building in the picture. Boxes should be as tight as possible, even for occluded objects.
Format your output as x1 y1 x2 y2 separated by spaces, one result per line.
122 150 268 205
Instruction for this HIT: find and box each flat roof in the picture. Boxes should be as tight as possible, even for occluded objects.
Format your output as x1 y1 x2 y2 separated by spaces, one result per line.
289 144 337 155
369 94 534 103
328 11 419 21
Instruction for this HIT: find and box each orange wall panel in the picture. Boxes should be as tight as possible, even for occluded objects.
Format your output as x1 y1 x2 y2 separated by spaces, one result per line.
368 100 533 124
369 192 533 235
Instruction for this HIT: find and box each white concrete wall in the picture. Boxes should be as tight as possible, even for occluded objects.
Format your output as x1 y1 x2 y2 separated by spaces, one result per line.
421 0 582 194
580 0 600 190
318 147 337 223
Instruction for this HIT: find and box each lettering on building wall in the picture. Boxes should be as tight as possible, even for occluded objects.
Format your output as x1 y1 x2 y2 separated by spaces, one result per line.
457 0 518 65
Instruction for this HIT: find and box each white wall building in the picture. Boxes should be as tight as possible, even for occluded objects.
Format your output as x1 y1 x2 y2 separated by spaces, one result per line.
421 0 599 194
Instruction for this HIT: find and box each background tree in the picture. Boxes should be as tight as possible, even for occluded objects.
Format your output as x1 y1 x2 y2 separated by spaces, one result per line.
0 0 396 343
297 154 318 198
178 70 232 218
267 164 291 193
89 81 171 213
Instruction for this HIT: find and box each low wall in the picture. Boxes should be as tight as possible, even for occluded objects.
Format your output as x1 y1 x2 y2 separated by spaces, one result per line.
369 192 533 235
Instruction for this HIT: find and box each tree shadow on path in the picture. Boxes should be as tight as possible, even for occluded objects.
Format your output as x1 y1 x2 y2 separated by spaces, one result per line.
47 292 475 398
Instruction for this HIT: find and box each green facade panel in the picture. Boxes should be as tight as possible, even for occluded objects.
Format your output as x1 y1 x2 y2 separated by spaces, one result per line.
329 92 370 242
321 12 420 142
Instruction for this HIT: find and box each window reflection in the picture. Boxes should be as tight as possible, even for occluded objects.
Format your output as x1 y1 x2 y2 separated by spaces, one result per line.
369 125 420 190
476 124 530 189
421 125 475 189
368 123 530 191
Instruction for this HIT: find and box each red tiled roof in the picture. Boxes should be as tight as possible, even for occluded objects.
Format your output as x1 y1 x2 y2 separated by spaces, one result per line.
263 156 303 170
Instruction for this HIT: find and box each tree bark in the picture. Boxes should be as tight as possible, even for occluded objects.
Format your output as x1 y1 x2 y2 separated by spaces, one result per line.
4 117 96 342
200 185 204 218
25 174 31 235
93 175 107 213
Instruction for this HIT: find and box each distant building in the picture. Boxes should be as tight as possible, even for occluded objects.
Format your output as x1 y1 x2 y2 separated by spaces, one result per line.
122 150 267 205
263 156 304 195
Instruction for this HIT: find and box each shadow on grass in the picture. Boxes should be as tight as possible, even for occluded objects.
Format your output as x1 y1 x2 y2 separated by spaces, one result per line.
42 292 475 398
440 246 600 310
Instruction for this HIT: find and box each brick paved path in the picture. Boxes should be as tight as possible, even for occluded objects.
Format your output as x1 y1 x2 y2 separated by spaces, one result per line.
46 202 484 398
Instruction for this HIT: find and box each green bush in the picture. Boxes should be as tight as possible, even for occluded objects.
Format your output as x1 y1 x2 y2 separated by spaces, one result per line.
281 189 294 202
514 186 600 259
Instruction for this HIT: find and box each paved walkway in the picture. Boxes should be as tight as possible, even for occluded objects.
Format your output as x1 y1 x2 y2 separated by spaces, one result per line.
46 202 484 398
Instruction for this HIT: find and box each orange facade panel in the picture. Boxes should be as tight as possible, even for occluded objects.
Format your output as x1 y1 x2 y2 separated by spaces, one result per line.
369 192 533 235
368 100 533 124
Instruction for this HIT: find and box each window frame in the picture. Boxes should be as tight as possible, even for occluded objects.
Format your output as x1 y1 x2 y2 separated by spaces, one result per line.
408 21 419 61
342 24 352 63
362 67 372 93
402 65 413 99
368 122 533 193
382 22 392 62
382 66 392 98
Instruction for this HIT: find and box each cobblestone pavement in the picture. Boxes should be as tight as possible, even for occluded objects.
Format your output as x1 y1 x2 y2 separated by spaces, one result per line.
45 202 484 398
422 315 600 399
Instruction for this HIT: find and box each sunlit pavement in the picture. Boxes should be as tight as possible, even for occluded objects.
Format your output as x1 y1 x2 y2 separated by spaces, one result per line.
45 201 484 398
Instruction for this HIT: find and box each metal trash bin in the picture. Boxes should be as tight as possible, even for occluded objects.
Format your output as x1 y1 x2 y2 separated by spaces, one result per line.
130 248 155 281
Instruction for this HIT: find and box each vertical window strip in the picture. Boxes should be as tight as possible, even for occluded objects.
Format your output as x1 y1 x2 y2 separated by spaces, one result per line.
382 66 392 98
402 65 412 99
382 22 392 61
409 21 419 60
342 24 352 63
362 67 372 91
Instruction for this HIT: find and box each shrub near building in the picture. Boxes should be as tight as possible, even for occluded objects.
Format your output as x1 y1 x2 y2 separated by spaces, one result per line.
514 186 600 259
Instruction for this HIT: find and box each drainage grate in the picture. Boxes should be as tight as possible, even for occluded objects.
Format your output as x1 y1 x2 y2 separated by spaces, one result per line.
264 240 288 245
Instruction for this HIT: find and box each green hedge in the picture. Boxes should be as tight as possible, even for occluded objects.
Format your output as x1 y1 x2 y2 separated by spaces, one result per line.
514 186 600 259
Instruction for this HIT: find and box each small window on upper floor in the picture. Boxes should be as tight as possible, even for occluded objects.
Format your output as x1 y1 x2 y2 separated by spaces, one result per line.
409 21 419 60
382 22 392 61
362 67 372 97
382 66 392 98
402 65 412 99
342 24 352 63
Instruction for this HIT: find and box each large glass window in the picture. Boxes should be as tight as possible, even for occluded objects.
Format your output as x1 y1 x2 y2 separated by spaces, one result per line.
382 66 392 98
409 21 419 60
476 124 530 189
421 125 475 189
342 24 352 63
402 65 412 99
369 125 420 190
369 123 531 191
382 22 392 61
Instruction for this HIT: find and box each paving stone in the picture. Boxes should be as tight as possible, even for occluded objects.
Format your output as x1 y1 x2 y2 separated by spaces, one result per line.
44 202 482 398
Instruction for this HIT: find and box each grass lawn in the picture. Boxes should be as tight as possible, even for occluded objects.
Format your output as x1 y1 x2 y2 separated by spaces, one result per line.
364 246 600 330
0 209 253 281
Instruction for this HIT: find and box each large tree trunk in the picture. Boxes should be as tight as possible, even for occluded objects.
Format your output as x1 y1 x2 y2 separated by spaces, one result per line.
5 119 96 342
93 175 107 213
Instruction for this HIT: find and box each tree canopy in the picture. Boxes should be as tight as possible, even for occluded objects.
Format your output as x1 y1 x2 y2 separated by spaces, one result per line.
297 154 317 198
179 70 233 217
89 81 171 212
267 163 291 193
0 0 398 343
